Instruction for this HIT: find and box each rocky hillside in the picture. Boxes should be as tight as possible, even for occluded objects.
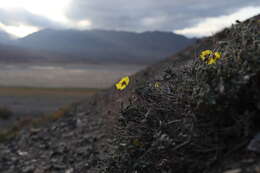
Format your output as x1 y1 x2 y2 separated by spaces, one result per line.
0 15 259 173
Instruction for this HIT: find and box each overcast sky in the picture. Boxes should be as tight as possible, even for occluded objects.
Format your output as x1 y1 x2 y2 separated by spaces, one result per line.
0 0 259 38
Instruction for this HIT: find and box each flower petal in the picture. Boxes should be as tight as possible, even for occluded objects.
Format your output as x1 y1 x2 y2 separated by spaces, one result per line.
214 52 221 59
200 50 213 61
115 76 130 90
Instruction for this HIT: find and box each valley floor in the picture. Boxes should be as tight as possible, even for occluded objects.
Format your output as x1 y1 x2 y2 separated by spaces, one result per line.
0 87 99 128
0 63 145 88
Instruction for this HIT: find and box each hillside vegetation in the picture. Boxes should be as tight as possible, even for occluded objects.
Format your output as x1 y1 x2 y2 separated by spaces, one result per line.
106 17 260 172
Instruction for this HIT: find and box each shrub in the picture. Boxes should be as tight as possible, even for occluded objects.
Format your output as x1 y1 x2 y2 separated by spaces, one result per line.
105 19 260 173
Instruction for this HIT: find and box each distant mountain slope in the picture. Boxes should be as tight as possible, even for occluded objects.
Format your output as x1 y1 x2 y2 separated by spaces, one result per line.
16 29 195 64
0 44 44 63
0 43 75 64
0 30 14 44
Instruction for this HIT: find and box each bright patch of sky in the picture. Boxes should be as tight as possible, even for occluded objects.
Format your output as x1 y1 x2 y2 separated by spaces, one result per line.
174 6 260 38
0 22 39 37
0 0 92 37
0 0 70 22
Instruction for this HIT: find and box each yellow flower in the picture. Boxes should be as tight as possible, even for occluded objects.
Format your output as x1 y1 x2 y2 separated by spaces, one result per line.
115 76 130 90
214 52 221 60
207 58 216 65
154 82 161 88
199 50 222 64
200 50 213 61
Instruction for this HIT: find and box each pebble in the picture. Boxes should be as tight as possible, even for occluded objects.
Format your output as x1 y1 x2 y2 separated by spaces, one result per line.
248 133 260 153
17 150 28 156
22 165 34 173
223 169 241 173
65 168 74 173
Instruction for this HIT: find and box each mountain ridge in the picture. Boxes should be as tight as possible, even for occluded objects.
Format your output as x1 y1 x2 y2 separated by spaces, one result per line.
0 29 195 64
14 29 196 64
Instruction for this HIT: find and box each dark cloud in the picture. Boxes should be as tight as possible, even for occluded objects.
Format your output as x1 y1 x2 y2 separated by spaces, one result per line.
0 8 62 29
0 1 259 34
66 0 260 31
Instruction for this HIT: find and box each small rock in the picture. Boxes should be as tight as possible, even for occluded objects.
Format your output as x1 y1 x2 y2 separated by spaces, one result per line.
18 150 28 156
65 168 74 173
219 83 225 94
248 133 260 153
51 125 58 131
34 168 45 173
241 158 254 163
22 165 34 173
30 128 41 134
243 75 250 81
77 112 86 117
62 132 74 138
38 143 49 149
223 169 241 173
52 163 66 170
76 119 83 127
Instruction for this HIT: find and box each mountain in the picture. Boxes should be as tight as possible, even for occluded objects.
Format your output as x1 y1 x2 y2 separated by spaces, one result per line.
0 43 75 64
15 29 196 64
0 30 14 44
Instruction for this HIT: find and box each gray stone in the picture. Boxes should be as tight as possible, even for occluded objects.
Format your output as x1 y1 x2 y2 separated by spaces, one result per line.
248 133 260 153
22 165 34 173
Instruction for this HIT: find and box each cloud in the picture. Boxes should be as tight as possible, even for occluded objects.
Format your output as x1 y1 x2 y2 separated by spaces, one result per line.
0 0 259 37
0 8 62 28
0 0 72 23
0 7 92 37
174 6 260 37
0 8 62 37
0 22 39 37
66 0 260 32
